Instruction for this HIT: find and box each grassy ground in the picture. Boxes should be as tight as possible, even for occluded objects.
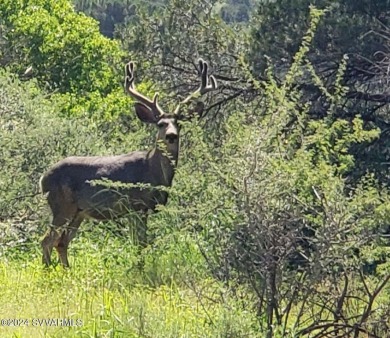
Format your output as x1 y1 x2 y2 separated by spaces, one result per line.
0 228 259 338
1 225 389 338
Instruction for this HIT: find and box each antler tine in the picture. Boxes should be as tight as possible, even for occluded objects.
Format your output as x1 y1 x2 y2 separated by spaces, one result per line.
174 59 218 115
198 58 206 87
124 61 165 117
198 59 218 94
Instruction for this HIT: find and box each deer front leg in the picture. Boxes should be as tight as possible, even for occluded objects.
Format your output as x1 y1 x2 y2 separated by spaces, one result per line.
135 211 149 270
137 212 149 248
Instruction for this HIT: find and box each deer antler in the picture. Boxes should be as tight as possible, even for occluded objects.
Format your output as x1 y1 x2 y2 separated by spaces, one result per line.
124 62 165 118
174 59 218 116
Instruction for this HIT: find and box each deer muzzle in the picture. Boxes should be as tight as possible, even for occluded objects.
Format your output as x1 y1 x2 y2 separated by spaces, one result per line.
166 133 178 143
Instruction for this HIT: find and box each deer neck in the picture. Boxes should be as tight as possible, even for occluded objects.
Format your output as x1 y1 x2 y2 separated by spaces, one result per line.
148 141 179 186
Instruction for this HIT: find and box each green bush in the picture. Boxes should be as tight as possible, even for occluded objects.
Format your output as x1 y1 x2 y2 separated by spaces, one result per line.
0 0 125 95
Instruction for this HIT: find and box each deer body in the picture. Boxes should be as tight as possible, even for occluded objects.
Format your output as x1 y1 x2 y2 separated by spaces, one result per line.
40 149 175 218
40 59 216 267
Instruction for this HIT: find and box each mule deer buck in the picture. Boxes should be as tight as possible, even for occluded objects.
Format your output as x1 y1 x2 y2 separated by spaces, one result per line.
39 59 217 267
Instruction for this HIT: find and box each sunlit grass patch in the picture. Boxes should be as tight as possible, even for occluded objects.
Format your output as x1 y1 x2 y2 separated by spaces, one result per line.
0 263 257 337
0 232 259 338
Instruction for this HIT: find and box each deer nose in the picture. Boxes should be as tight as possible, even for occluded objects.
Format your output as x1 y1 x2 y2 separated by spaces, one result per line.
166 133 178 143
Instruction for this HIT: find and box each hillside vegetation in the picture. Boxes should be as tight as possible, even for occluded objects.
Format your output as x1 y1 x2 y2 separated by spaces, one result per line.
0 0 389 337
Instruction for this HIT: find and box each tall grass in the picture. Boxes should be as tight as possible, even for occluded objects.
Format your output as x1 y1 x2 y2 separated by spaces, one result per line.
0 226 259 338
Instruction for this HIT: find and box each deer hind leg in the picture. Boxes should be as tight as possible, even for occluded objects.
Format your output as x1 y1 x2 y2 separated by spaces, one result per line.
55 214 83 268
42 185 77 267
42 227 61 267
41 213 72 267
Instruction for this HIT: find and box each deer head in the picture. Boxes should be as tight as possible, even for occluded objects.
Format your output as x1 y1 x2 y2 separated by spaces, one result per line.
124 59 217 157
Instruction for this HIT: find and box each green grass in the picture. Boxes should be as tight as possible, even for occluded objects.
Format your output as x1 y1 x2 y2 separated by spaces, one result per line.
1 220 388 338
0 228 259 338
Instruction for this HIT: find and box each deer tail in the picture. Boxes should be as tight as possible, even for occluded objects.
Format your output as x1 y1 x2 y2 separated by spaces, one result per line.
39 172 53 194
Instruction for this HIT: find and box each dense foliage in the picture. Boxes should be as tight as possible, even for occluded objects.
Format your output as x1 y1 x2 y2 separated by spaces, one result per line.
72 0 257 38
0 0 389 337
251 0 390 183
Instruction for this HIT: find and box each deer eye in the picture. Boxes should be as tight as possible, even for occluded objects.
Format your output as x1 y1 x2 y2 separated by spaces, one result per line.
157 122 167 128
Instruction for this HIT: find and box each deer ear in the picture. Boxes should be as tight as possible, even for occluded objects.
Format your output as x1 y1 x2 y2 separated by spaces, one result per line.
134 103 158 123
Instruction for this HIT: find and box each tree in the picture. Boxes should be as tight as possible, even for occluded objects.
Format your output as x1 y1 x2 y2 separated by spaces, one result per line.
73 0 138 38
181 10 390 336
250 0 390 183
0 0 125 95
